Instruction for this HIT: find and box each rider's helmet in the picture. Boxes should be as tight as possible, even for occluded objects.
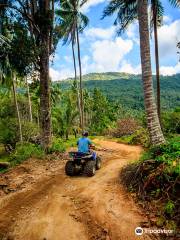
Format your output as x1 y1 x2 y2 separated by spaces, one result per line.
82 130 89 137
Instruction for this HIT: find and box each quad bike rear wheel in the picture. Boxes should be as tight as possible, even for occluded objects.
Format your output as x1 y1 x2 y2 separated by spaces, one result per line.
96 156 102 170
84 161 96 177
65 161 75 176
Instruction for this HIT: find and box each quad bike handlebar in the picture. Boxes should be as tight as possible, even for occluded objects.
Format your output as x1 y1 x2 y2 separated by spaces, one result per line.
89 144 95 150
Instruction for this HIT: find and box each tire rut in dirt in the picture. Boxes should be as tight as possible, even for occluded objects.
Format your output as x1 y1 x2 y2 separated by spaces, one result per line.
70 197 109 240
0 175 61 238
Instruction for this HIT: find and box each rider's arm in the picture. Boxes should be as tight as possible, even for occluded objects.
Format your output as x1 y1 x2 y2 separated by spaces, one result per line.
88 139 95 150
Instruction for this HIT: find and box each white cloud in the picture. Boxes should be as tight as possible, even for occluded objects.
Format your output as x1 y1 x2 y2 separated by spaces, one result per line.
158 19 180 59
50 67 73 81
160 62 180 76
51 17 180 79
85 26 115 40
163 15 172 24
119 61 141 74
81 0 106 13
126 21 139 45
81 55 90 75
64 55 72 63
89 37 133 72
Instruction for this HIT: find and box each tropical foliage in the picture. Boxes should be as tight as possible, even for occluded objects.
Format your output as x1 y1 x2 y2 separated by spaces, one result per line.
0 0 180 231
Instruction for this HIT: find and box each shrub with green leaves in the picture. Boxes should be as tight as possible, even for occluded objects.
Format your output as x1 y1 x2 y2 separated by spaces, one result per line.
121 136 180 229
21 121 39 142
164 201 175 217
47 137 66 154
129 127 150 147
162 108 180 134
0 96 39 148
0 118 18 148
10 142 44 165
117 127 150 147
148 136 180 174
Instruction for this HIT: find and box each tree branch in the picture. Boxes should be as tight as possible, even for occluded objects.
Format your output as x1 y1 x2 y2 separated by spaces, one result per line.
8 1 40 34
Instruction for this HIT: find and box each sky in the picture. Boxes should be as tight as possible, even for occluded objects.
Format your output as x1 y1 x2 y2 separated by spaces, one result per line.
50 0 180 81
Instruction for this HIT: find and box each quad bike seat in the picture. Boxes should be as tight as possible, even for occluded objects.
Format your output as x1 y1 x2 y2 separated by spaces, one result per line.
69 151 92 159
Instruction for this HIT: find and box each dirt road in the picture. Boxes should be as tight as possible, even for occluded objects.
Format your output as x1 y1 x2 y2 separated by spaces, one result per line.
0 139 153 240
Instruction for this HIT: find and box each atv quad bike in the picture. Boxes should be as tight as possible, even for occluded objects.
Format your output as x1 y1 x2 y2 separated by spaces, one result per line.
65 151 102 177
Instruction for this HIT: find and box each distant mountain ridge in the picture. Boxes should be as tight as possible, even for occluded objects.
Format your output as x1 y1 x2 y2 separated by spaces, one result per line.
55 72 180 82
55 72 180 111
55 72 138 82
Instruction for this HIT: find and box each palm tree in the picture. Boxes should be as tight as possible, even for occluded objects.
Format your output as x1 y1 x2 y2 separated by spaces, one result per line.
6 0 57 150
12 73 23 142
137 0 165 144
0 53 23 143
102 0 163 122
25 76 33 122
56 7 82 127
0 22 23 143
151 0 163 123
103 0 165 144
52 90 79 139
56 0 89 130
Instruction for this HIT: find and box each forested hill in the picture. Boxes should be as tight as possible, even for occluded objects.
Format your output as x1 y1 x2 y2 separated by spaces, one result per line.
55 72 180 111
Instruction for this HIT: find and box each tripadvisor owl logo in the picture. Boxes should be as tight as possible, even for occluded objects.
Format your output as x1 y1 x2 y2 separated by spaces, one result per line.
135 227 143 235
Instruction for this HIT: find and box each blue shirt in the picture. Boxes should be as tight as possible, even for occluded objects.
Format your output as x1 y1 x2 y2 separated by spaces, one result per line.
77 137 92 153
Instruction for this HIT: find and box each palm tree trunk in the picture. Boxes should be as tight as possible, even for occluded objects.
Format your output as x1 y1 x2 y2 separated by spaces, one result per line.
37 109 40 128
49 0 54 54
25 76 33 122
153 4 161 124
39 0 51 150
76 26 84 130
39 44 51 149
71 38 82 127
137 0 165 145
12 75 23 142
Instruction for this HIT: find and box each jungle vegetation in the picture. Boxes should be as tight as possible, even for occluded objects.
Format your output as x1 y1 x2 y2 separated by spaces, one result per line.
0 0 179 230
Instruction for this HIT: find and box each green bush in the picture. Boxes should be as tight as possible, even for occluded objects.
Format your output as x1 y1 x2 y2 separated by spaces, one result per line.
48 137 66 154
0 119 39 148
21 121 39 142
63 137 77 148
117 135 134 144
10 142 44 165
130 128 150 147
0 118 18 148
164 201 175 217
142 136 180 174
162 108 180 134
117 127 150 147
0 96 39 148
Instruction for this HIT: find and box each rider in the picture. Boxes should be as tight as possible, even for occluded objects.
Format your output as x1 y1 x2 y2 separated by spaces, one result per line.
77 131 96 159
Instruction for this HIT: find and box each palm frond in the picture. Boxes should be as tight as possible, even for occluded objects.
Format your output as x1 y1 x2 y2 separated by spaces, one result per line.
102 0 137 33
55 0 89 45
150 0 164 31
169 0 180 7
78 13 89 32
102 0 137 19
